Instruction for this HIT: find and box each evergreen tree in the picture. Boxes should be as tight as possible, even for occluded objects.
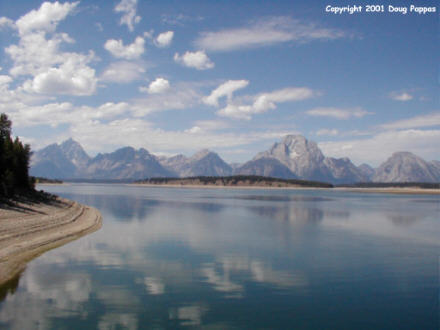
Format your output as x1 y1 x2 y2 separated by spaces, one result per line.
0 113 33 196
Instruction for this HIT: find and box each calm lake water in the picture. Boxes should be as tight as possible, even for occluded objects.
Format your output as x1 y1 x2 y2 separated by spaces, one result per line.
1 184 439 329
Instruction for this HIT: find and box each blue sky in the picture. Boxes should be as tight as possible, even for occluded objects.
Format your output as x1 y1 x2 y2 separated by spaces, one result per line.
0 0 438 166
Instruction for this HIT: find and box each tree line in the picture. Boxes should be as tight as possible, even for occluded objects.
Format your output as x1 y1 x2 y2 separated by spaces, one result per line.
140 175 334 188
0 113 33 196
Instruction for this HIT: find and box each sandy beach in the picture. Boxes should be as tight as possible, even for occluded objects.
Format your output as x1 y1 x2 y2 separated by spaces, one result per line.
0 196 102 286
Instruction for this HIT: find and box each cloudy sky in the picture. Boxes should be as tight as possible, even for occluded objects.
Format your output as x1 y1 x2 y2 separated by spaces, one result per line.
0 0 438 166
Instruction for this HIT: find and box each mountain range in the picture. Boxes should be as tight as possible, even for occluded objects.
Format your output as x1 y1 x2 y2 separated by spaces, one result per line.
30 135 440 184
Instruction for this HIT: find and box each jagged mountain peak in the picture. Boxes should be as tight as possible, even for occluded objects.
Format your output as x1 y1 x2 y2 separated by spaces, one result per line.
31 135 439 183
157 149 232 177
191 149 212 161
373 151 439 183
390 151 418 158
254 134 329 180
59 138 90 168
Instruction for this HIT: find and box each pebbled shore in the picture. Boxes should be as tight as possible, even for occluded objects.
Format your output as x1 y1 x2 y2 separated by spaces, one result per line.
0 197 102 286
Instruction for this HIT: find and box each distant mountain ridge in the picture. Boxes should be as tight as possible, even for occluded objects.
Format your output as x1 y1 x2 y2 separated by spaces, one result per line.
233 135 370 183
158 149 233 177
31 143 173 180
30 135 440 183
372 152 440 183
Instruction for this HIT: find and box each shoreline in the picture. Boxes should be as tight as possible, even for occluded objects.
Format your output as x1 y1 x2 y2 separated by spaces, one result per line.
0 196 102 286
131 183 440 194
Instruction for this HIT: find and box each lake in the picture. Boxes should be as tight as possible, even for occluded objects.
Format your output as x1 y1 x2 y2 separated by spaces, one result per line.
0 184 439 329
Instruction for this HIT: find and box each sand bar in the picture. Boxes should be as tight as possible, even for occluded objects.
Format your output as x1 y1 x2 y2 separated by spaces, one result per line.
0 197 102 286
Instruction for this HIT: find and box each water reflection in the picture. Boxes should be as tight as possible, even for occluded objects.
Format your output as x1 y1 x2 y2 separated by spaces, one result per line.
0 185 438 329
251 204 324 225
169 304 208 327
0 275 20 302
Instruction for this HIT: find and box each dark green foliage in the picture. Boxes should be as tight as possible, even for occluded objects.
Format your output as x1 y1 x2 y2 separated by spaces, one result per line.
138 175 333 188
34 177 63 184
0 113 34 196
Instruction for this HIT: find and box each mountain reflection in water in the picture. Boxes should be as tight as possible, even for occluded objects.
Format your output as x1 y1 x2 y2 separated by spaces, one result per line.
0 184 438 329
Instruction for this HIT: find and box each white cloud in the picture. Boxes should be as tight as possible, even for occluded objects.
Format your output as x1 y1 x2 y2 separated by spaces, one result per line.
5 100 130 129
69 117 291 157
306 107 371 119
131 83 201 116
319 129 440 166
174 51 214 70
193 119 230 131
183 120 231 134
0 17 15 29
184 126 202 134
217 104 253 120
15 1 79 35
0 75 13 86
6 32 75 76
141 77 170 94
114 0 141 32
218 87 316 119
3 2 97 96
389 91 413 101
155 31 174 47
104 37 145 59
253 88 315 113
380 112 440 130
100 61 145 83
8 102 74 128
316 128 339 136
143 277 165 295
195 16 347 52
203 80 249 106
23 57 97 95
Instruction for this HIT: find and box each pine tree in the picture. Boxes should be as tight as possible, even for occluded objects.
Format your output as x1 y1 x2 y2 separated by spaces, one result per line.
0 113 33 196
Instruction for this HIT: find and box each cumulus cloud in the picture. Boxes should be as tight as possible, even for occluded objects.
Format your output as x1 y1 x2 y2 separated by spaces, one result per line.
2 2 97 96
8 102 74 128
131 83 201 116
100 61 145 83
6 32 74 76
15 1 78 35
114 0 141 32
389 91 413 101
184 126 202 134
305 107 371 119
218 87 316 120
104 37 145 59
195 16 347 52
203 80 249 107
380 112 440 130
174 51 214 70
253 88 315 113
0 75 13 86
5 100 130 129
155 31 174 47
140 77 170 94
23 57 97 95
0 17 15 29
